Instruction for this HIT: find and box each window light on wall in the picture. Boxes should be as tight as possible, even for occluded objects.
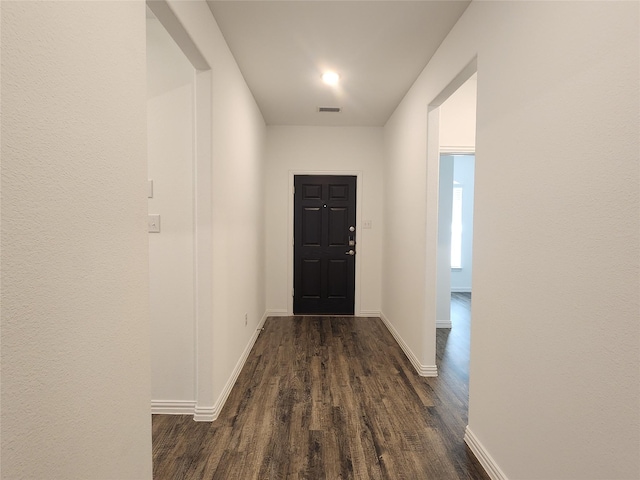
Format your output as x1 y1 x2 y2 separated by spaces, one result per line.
451 184 463 269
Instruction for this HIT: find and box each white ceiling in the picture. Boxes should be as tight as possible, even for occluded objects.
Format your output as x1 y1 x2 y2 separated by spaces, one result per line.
206 1 471 127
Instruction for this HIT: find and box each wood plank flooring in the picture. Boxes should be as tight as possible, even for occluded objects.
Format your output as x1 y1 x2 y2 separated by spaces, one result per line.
153 295 488 479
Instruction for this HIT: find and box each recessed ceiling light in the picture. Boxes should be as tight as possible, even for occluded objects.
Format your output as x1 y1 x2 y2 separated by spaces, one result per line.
322 72 340 86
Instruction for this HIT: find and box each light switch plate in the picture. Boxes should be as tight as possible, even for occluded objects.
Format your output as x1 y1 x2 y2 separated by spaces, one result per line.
148 180 154 198
148 214 160 233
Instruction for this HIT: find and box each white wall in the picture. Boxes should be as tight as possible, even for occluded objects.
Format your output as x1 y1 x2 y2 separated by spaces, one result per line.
1 2 152 478
147 17 196 406
435 154 475 322
265 126 383 316
165 1 266 419
439 74 477 151
382 75 433 371
383 1 639 478
450 155 475 292
436 156 454 326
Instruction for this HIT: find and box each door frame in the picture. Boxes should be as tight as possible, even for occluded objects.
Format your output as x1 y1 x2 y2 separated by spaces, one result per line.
287 170 363 316
147 0 215 421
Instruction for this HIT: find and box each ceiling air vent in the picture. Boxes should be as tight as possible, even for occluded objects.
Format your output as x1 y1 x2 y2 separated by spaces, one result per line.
318 106 341 113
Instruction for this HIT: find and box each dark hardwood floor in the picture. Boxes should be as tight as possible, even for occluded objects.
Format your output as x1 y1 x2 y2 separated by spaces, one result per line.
440 293 473 387
153 293 487 479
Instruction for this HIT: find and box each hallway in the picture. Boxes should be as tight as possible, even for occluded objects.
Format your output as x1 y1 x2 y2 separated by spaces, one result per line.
152 309 486 479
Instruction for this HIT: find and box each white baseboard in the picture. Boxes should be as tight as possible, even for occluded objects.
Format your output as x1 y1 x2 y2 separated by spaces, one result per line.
265 309 288 317
258 311 269 329
436 319 452 328
440 146 475 154
359 310 381 317
151 400 196 415
464 426 508 480
379 312 438 377
193 311 269 423
193 405 215 422
451 287 472 293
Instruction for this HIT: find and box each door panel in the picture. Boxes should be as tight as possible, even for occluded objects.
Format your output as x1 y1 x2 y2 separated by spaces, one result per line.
302 184 322 200
329 184 348 200
328 208 348 246
302 207 322 246
294 175 356 315
301 259 321 298
327 260 348 298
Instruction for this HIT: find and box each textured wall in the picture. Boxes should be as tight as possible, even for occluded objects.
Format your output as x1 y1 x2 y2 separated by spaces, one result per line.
384 1 639 478
468 3 639 477
1 2 151 478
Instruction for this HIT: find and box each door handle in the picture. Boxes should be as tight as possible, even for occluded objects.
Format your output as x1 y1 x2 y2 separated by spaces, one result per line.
346 250 355 256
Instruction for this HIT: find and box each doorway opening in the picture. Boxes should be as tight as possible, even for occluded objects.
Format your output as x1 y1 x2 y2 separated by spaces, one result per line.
146 0 214 421
439 153 475 326
426 60 477 425
435 72 477 331
147 5 197 413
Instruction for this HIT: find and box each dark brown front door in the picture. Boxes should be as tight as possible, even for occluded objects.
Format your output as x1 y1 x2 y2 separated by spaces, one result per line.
294 175 356 315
